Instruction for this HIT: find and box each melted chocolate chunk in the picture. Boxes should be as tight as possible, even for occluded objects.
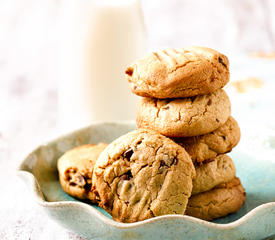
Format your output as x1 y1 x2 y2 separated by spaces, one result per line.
93 189 100 198
121 170 133 180
160 156 178 167
158 157 178 173
123 148 134 161
102 200 110 208
84 183 92 191
159 161 168 173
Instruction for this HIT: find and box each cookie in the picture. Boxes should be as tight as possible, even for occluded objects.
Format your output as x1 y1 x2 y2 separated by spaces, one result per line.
125 46 229 99
92 129 196 223
57 143 107 202
136 89 231 137
192 154 236 195
174 116 240 163
186 177 246 221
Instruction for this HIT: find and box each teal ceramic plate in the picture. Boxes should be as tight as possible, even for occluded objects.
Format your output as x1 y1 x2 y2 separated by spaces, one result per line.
18 122 275 240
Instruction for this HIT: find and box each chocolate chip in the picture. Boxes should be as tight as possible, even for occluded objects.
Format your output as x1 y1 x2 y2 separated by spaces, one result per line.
222 135 226 140
93 189 99 197
65 168 77 181
127 170 133 179
121 175 129 180
102 200 110 208
123 148 134 161
160 156 178 167
69 182 76 186
216 118 220 123
125 67 134 76
158 157 178 173
69 168 77 173
162 106 170 110
121 170 133 180
84 183 92 191
160 160 168 167
218 57 227 68
171 157 178 165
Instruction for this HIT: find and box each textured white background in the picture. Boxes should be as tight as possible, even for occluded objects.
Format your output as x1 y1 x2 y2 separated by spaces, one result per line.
0 0 275 239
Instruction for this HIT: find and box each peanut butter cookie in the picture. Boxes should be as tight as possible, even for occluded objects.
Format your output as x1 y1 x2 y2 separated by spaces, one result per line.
137 89 231 137
174 116 240 163
57 143 107 202
186 177 246 221
92 129 196 223
126 47 229 98
192 154 236 195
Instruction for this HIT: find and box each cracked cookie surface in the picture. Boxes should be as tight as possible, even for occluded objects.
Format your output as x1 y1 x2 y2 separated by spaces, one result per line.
137 89 231 137
174 116 240 163
125 46 229 99
186 177 246 220
192 154 236 195
57 143 107 202
92 129 196 223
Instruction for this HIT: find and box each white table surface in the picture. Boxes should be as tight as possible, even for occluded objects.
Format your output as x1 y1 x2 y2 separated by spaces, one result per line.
1 0 275 239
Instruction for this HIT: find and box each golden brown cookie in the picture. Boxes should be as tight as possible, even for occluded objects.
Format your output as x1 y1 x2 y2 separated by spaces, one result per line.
57 143 107 202
125 46 229 99
92 129 196 223
136 89 231 137
186 177 246 221
192 154 236 195
174 116 240 163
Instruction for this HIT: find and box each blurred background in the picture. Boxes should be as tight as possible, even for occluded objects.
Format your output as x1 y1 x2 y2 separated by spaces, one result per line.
1 0 275 150
1 0 275 239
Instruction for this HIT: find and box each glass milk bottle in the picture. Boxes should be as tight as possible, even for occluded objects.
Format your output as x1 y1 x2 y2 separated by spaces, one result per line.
58 0 147 132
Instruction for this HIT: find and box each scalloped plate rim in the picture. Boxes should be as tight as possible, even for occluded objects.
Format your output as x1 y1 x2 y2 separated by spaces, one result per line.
17 169 275 231
17 121 275 231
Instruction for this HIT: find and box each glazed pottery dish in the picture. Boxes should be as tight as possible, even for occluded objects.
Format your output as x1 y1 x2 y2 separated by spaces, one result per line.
18 122 275 240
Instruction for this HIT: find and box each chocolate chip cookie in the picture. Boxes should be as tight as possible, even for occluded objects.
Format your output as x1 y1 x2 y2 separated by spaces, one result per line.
174 116 240 163
125 47 229 99
57 143 107 202
137 89 231 137
186 177 246 221
92 129 196 223
192 154 236 195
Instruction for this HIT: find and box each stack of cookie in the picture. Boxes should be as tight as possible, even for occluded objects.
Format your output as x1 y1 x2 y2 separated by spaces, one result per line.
57 46 246 223
126 46 246 220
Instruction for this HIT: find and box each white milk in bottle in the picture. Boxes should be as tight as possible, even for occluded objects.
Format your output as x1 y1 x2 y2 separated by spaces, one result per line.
58 0 146 132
